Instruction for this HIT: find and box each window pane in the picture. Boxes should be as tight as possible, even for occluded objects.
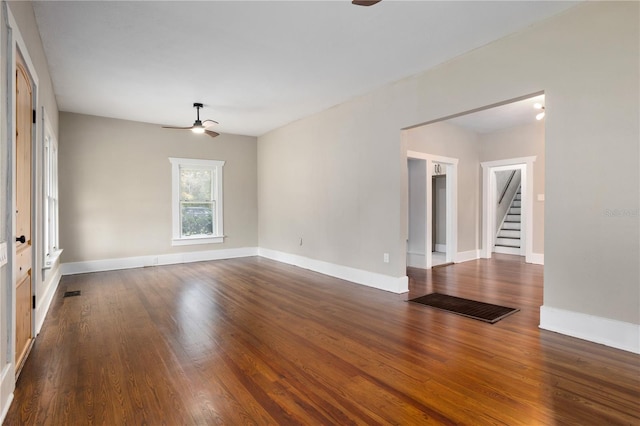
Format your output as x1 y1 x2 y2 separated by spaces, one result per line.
181 202 214 237
180 168 212 202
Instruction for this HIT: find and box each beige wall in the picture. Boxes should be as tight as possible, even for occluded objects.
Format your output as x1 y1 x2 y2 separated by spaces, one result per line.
258 2 639 325
480 122 545 253
406 121 481 253
433 175 446 248
59 112 258 263
407 159 426 255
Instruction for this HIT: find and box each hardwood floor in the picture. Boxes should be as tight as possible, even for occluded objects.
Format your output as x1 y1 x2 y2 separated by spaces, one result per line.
4 255 639 425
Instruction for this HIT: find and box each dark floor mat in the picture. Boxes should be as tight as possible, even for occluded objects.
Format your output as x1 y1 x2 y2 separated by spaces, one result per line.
409 293 519 323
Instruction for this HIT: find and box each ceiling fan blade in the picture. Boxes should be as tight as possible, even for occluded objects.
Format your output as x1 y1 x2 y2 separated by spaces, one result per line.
163 104 220 136
352 0 381 6
162 125 194 130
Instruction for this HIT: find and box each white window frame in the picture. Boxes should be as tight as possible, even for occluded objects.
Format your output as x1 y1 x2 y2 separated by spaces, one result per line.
169 157 225 246
43 108 61 269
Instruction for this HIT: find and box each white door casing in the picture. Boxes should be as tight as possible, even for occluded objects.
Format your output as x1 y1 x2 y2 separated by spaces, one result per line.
481 156 536 263
407 151 458 269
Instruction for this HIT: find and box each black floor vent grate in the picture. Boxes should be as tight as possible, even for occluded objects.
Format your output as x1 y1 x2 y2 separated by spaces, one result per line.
63 290 81 298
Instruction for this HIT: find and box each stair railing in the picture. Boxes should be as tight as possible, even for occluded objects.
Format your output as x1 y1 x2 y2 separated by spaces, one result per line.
498 170 516 204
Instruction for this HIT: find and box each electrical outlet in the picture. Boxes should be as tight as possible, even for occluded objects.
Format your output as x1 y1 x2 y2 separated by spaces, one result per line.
383 253 389 263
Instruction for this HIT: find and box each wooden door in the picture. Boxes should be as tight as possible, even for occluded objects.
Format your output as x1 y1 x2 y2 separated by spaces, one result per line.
15 54 33 374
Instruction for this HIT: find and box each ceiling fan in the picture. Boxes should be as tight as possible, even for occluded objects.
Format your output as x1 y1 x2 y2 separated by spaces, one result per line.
352 0 381 6
162 103 219 138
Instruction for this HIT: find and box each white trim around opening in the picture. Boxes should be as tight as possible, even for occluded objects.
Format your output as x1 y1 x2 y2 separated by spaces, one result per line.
481 156 536 263
407 151 458 269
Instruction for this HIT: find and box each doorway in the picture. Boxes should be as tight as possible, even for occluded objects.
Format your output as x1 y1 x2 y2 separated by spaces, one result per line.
481 157 536 263
14 51 34 375
431 164 447 266
407 152 458 269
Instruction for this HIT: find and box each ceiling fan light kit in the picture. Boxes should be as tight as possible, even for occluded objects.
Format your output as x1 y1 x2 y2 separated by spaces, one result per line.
162 102 219 138
534 102 545 120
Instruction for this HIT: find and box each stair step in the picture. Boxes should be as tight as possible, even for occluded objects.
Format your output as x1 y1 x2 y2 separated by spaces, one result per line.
509 207 521 214
500 221 522 231
506 214 521 222
498 230 520 238
496 237 520 247
494 245 521 255
502 222 521 230
512 200 521 207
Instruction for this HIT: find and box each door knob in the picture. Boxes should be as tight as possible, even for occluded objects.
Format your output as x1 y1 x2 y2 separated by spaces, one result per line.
16 235 26 244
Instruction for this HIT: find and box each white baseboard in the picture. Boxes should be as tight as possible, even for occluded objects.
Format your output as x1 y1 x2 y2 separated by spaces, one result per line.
540 305 640 354
260 248 408 294
455 250 480 263
36 263 62 335
434 244 446 253
0 365 14 425
528 253 544 265
407 252 426 268
61 247 259 275
61 247 408 294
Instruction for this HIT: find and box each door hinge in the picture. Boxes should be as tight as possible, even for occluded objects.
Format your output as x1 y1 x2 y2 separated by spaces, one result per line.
32 295 36 309
32 109 36 124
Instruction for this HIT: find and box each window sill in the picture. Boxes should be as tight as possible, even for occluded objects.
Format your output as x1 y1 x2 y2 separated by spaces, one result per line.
43 249 63 270
171 236 225 246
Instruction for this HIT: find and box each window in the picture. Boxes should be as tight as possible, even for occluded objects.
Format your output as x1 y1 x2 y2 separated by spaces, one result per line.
43 111 61 268
170 157 225 245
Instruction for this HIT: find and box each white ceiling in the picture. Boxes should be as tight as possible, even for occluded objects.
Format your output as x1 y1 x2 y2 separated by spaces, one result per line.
447 94 545 134
33 1 576 137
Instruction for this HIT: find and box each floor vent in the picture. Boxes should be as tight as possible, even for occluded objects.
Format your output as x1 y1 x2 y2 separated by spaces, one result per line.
63 290 81 298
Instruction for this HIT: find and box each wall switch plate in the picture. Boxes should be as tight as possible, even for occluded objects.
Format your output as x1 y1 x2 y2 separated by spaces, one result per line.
383 253 389 263
0 242 7 267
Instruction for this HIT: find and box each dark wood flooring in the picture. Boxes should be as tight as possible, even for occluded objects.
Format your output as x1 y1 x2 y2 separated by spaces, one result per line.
4 255 639 425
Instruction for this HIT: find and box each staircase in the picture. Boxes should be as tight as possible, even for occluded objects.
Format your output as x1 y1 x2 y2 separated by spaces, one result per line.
495 187 522 255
